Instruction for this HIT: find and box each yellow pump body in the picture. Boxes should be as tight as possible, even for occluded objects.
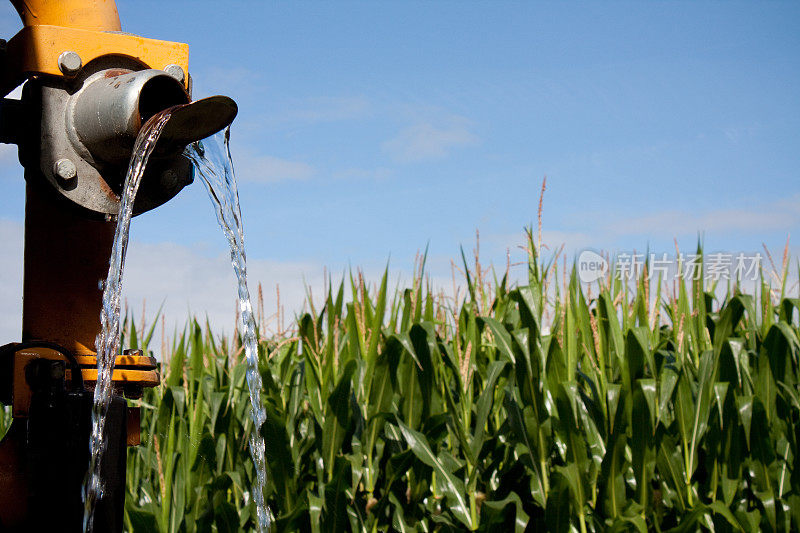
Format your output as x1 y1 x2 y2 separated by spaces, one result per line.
0 1 236 529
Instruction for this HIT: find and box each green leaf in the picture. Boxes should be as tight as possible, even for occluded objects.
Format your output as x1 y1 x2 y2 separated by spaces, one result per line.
322 457 352 532
397 419 473 529
666 501 744 532
712 382 729 429
545 472 571 533
126 507 158 532
322 360 356 481
656 434 687 512
658 365 679 427
624 327 649 395
480 492 530 533
598 386 628 519
736 395 754 449
470 360 507 459
409 323 436 420
481 316 517 364
631 381 655 511
638 378 657 430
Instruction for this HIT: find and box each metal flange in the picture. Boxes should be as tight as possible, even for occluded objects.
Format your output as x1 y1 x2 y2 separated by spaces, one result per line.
8 345 160 419
26 59 196 215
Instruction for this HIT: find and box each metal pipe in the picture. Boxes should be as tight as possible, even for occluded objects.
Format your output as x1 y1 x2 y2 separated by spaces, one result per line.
70 69 189 165
10 0 121 31
21 180 114 355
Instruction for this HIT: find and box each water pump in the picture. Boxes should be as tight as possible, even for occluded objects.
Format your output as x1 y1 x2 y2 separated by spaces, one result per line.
0 1 237 530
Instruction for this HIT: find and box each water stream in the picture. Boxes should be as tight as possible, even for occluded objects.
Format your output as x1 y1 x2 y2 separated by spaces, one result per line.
185 128 272 532
82 110 174 531
81 110 271 532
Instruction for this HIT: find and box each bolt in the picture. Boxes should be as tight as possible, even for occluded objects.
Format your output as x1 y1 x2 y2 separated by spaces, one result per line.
164 64 185 84
58 51 82 76
53 158 77 181
49 361 65 381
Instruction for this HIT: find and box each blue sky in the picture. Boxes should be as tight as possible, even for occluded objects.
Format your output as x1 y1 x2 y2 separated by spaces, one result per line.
0 1 799 341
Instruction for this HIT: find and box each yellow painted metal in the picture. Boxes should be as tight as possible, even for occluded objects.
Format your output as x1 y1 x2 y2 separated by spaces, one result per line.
1 24 190 94
74 354 157 369
11 0 122 31
3 0 188 94
76 369 160 386
11 347 160 418
22 183 116 355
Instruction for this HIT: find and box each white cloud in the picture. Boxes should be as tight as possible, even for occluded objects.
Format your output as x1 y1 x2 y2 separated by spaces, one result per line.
122 243 465 352
234 153 315 183
382 115 478 163
485 196 800 262
121 241 326 347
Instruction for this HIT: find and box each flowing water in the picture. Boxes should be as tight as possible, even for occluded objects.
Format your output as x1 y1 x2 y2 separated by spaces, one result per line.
82 110 173 531
80 111 271 532
185 128 272 532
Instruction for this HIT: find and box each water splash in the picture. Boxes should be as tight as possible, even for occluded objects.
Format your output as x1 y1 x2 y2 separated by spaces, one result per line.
185 128 272 532
82 110 173 532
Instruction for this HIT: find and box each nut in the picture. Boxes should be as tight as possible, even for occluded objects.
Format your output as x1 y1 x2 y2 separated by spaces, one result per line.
53 158 77 181
164 64 185 84
57 51 82 76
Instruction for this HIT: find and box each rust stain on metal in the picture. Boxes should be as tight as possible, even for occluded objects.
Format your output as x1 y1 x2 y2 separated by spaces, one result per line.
95 174 121 206
103 69 129 78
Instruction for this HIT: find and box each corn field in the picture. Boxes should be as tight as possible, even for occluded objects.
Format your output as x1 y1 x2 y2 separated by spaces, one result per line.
3 231 799 532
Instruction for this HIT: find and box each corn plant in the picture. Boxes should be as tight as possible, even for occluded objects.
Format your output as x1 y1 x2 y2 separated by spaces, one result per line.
115 230 799 531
